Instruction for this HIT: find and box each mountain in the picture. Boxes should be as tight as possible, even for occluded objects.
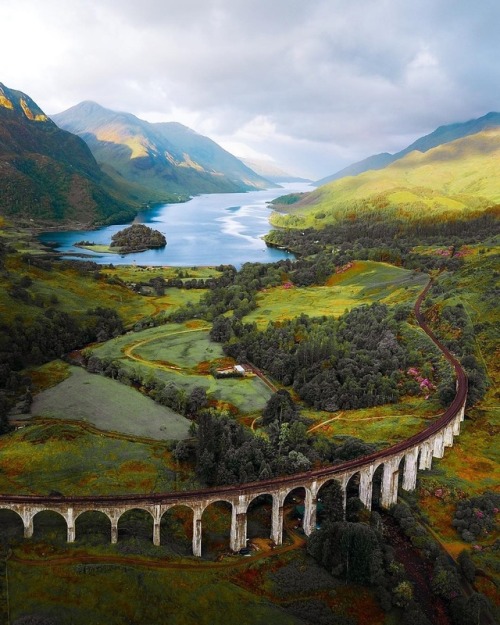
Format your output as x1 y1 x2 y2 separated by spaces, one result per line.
316 112 500 185
271 127 500 227
0 83 144 224
52 102 272 197
240 158 310 183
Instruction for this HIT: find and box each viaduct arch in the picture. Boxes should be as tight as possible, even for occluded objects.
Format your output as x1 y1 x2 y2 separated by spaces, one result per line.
0 280 468 556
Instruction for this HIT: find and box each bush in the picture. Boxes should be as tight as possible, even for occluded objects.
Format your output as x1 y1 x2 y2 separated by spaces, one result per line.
452 492 499 541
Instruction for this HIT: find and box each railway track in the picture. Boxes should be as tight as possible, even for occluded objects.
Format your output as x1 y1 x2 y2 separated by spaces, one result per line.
0 278 468 507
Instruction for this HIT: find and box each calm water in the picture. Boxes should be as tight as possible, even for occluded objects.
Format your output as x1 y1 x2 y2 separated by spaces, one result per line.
39 183 312 267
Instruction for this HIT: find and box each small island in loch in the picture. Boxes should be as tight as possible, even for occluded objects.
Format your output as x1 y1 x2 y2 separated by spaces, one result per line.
75 224 167 255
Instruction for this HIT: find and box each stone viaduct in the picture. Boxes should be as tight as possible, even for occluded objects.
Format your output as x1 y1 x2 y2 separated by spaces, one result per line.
0 281 468 557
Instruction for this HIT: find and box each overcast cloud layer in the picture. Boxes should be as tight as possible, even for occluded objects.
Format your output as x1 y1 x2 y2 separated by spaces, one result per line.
1 0 499 178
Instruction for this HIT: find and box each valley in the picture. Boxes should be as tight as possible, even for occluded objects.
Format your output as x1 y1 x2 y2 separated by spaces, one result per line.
0 210 498 623
0 82 498 625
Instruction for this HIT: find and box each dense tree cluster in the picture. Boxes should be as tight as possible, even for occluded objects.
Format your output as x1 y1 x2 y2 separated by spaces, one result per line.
308 496 498 623
223 304 416 411
0 307 123 374
0 307 123 419
110 224 166 252
174 394 379 486
266 211 500 259
451 491 499 542
307 508 432 618
308 520 388 585
169 262 284 323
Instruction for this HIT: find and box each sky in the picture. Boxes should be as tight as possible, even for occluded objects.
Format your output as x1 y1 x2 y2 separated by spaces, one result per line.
0 0 499 179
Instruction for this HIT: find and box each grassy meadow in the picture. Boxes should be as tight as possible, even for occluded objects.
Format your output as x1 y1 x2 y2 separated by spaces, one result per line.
3 534 384 625
243 260 428 327
302 394 446 446
0 420 197 496
28 365 191 440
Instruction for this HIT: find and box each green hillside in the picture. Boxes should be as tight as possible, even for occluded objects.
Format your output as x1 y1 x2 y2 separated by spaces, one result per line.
316 111 500 185
0 83 144 225
52 102 271 198
272 128 500 228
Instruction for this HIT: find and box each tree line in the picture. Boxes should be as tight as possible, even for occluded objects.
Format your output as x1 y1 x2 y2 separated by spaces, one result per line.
214 303 443 412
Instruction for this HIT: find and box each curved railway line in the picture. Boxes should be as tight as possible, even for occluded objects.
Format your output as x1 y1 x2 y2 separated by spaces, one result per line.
0 278 468 509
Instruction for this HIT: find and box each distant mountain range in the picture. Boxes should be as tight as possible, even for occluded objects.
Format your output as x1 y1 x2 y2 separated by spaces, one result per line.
316 112 500 186
240 158 311 184
0 83 141 224
52 102 272 199
272 119 500 227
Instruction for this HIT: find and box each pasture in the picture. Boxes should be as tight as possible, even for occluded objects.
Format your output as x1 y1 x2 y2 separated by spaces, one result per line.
243 260 428 328
29 365 191 440
89 323 273 414
0 421 195 496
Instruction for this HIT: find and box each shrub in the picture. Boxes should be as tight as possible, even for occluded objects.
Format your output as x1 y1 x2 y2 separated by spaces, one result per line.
452 492 499 541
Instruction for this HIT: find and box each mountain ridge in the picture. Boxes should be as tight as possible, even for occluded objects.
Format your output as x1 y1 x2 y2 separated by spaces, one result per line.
316 111 500 185
52 101 273 197
271 126 500 228
0 83 142 224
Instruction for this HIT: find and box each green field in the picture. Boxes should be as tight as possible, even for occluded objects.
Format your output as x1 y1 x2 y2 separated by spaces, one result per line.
132 328 225 371
243 260 428 327
0 421 196 496
28 365 191 440
3 538 384 625
89 323 273 414
6 558 305 625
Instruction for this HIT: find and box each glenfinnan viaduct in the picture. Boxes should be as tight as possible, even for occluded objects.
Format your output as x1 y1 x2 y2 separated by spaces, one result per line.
0 281 468 556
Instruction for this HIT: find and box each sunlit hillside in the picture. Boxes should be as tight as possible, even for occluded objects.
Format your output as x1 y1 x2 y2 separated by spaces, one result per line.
52 102 271 198
271 129 500 227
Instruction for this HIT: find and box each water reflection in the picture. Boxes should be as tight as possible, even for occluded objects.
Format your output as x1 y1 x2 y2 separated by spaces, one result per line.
40 183 312 268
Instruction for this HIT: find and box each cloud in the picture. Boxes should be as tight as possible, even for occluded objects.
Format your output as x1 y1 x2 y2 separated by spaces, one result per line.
1 0 499 178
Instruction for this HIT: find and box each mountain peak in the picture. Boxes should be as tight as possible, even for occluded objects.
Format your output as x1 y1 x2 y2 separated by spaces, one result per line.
0 83 141 224
52 101 272 195
0 82 49 123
